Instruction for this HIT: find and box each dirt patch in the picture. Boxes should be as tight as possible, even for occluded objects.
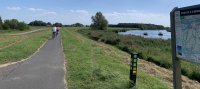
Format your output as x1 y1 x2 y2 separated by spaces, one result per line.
6 28 46 36
0 37 6 41
137 59 200 89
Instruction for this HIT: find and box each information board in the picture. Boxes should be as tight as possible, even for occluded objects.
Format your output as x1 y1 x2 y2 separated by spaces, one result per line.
175 7 200 64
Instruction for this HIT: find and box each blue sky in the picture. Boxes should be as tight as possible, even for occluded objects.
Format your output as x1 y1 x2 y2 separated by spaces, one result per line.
0 0 200 26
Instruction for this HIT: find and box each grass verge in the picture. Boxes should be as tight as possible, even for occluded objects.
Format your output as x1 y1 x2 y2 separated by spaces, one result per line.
0 29 51 64
61 27 169 89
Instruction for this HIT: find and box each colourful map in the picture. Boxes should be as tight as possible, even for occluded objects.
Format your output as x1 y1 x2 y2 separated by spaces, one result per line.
175 10 200 64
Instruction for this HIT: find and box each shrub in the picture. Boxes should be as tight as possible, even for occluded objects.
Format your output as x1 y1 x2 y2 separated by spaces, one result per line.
190 71 200 82
17 22 30 31
137 52 144 59
2 24 9 30
181 68 189 76
122 46 129 53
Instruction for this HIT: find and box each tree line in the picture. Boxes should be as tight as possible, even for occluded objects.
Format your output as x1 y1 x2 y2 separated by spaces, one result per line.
0 12 168 31
109 23 165 30
90 12 168 30
64 23 84 27
29 20 63 27
0 17 65 31
0 16 29 31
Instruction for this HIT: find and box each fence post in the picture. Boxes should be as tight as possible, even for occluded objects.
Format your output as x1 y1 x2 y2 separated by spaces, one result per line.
130 52 138 88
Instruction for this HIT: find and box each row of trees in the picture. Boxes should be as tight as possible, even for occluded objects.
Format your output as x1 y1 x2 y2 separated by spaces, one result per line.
29 20 51 26
64 23 84 27
90 12 168 30
0 17 29 31
109 23 165 30
29 20 63 27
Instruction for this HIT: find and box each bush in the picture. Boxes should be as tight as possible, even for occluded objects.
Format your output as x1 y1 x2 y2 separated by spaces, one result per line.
29 20 47 26
181 68 189 76
122 46 129 52
190 71 200 82
17 22 29 31
105 39 119 45
2 24 9 30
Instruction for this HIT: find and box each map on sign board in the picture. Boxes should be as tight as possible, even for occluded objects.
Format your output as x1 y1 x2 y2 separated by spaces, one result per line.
175 8 200 64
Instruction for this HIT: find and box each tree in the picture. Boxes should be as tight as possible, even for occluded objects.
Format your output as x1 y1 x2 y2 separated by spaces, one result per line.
53 22 62 27
17 22 29 31
3 19 19 29
71 23 84 27
9 19 19 29
29 20 47 26
90 12 108 30
47 22 52 26
0 16 2 30
3 19 29 30
3 20 11 30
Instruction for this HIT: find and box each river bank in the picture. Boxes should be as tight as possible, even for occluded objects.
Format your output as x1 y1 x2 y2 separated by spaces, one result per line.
78 28 200 83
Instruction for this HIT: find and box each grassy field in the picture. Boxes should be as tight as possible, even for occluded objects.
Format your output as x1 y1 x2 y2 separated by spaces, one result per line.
78 28 200 83
61 27 169 89
0 28 51 64
0 26 49 35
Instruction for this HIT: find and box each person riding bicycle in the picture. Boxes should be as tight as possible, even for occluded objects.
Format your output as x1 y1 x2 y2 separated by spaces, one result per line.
52 26 57 39
56 26 60 36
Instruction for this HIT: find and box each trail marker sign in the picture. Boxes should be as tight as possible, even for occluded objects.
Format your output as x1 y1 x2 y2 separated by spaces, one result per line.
129 52 138 87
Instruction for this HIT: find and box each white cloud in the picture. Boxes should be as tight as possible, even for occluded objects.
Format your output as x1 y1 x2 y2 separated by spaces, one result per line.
28 8 44 11
104 10 170 26
69 10 89 14
61 9 91 24
7 7 21 11
76 10 89 14
41 11 57 15
3 7 170 26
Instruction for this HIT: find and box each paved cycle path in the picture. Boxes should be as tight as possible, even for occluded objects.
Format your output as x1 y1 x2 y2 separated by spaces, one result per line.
0 34 66 89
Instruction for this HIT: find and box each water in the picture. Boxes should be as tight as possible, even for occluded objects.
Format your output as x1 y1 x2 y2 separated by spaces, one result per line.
118 30 171 40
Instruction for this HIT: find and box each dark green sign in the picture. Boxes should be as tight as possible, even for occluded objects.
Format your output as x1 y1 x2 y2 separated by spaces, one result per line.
130 52 138 87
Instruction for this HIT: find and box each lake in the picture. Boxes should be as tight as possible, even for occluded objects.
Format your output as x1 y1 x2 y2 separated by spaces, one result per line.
118 30 171 40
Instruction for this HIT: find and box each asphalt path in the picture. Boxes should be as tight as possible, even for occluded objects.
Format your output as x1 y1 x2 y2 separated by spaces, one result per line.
0 34 66 89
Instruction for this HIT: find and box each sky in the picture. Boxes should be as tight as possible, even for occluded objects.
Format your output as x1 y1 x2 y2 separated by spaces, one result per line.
0 0 200 27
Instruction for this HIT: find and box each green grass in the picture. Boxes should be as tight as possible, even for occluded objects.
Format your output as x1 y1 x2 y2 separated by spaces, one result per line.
0 28 51 64
78 28 200 82
0 35 20 48
61 27 169 89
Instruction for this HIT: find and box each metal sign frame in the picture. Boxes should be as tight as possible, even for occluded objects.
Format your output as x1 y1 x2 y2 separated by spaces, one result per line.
171 4 200 89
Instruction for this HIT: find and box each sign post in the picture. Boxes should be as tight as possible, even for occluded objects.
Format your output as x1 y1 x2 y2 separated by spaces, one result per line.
130 52 138 88
170 7 182 89
171 4 200 89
